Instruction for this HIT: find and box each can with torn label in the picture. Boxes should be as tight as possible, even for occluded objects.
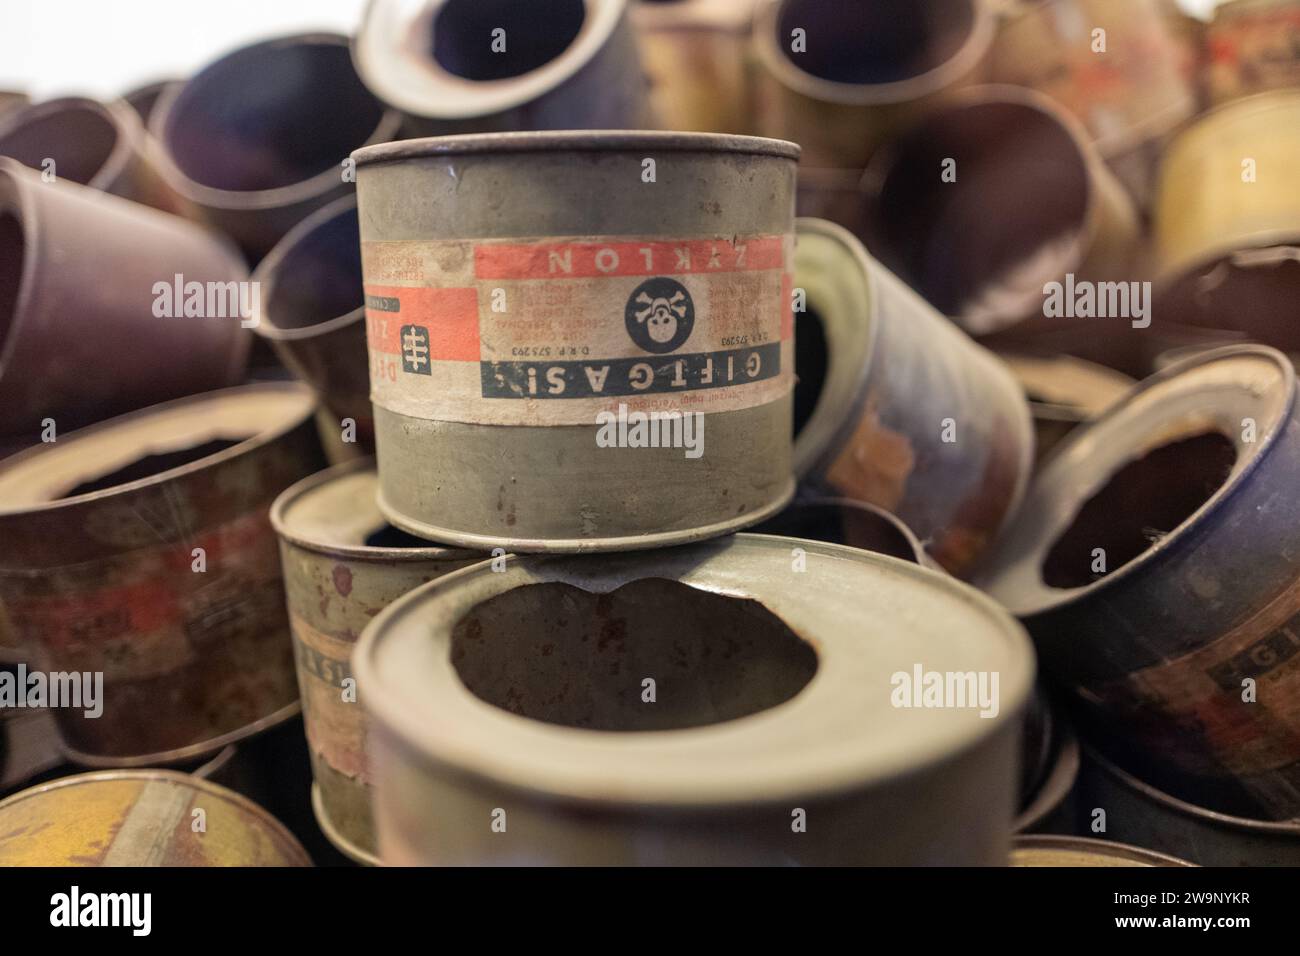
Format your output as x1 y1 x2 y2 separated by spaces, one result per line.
0 770 311 866
1077 745 1300 866
0 384 325 765
1010 834 1194 867
355 533 1035 865
979 346 1300 820
1206 0 1300 104
1153 91 1300 355
791 218 1032 577
354 131 799 552
270 460 479 865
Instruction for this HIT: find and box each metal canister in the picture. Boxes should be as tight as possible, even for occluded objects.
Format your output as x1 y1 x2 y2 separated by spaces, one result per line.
0 770 310 866
750 496 934 567
355 533 1034 865
1078 745 1300 866
353 0 651 135
792 218 1032 577
151 33 400 259
1153 91 1300 354
252 196 373 452
354 131 799 552
979 346 1300 820
989 0 1196 207
633 0 756 134
270 460 480 864
1014 701 1080 833
1010 834 1194 866
999 353 1135 467
0 383 325 765
1207 0 1300 104
751 0 995 169
861 84 1141 340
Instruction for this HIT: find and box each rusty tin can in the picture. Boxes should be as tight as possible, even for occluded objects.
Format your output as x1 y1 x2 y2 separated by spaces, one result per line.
792 218 1032 577
1153 91 1300 354
1010 834 1195 866
354 131 799 552
0 158 251 439
1207 0 1300 104
151 33 400 260
355 533 1034 865
354 0 651 135
0 770 311 866
270 460 479 864
1078 745 1300 866
0 383 325 765
751 0 995 169
252 196 373 451
862 84 1141 339
980 346 1300 819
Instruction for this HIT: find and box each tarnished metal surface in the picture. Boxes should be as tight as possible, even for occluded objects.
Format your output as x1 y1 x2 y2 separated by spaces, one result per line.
792 218 1032 577
1011 834 1195 866
253 196 373 452
355 533 1034 865
1077 745 1300 866
751 495 933 567
354 0 651 134
751 0 994 169
0 383 325 764
1153 91 1300 354
0 95 185 214
151 33 400 260
980 346 1300 819
271 460 480 864
0 770 310 866
0 158 251 439
1206 0 1300 104
999 353 1135 467
354 131 799 552
862 85 1140 339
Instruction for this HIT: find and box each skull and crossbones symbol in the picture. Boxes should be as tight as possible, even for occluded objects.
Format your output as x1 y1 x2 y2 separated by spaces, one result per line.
634 289 688 344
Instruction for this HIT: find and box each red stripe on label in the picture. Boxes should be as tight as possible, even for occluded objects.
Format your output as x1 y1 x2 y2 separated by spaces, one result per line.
365 285 480 362
474 237 785 280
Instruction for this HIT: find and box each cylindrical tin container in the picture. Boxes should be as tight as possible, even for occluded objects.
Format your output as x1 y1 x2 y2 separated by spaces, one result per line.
271 460 480 865
633 0 756 134
122 79 180 126
792 218 1033 577
750 495 933 567
862 85 1141 338
151 33 400 260
989 0 1196 208
1014 702 1079 832
980 346 1300 819
355 533 1035 865
1010 834 1195 866
1207 0 1300 104
0 95 184 214
0 770 311 866
0 383 325 764
751 0 995 169
1078 745 1300 866
0 157 251 439
999 353 1135 467
252 196 373 451
1153 91 1300 354
354 0 651 135
354 131 799 552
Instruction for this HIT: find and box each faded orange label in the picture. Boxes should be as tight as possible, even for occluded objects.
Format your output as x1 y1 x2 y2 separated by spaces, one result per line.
290 613 368 783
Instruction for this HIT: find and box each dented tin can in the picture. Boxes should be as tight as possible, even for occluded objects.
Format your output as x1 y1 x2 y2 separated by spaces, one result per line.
1154 91 1300 354
0 383 325 765
252 196 373 452
792 218 1032 576
270 460 479 864
151 33 401 259
1011 834 1194 867
355 533 1035 865
980 346 1300 819
1207 0 1300 104
751 0 995 169
354 131 799 552
0 770 311 866
354 0 652 135
861 84 1140 339
1078 745 1300 866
